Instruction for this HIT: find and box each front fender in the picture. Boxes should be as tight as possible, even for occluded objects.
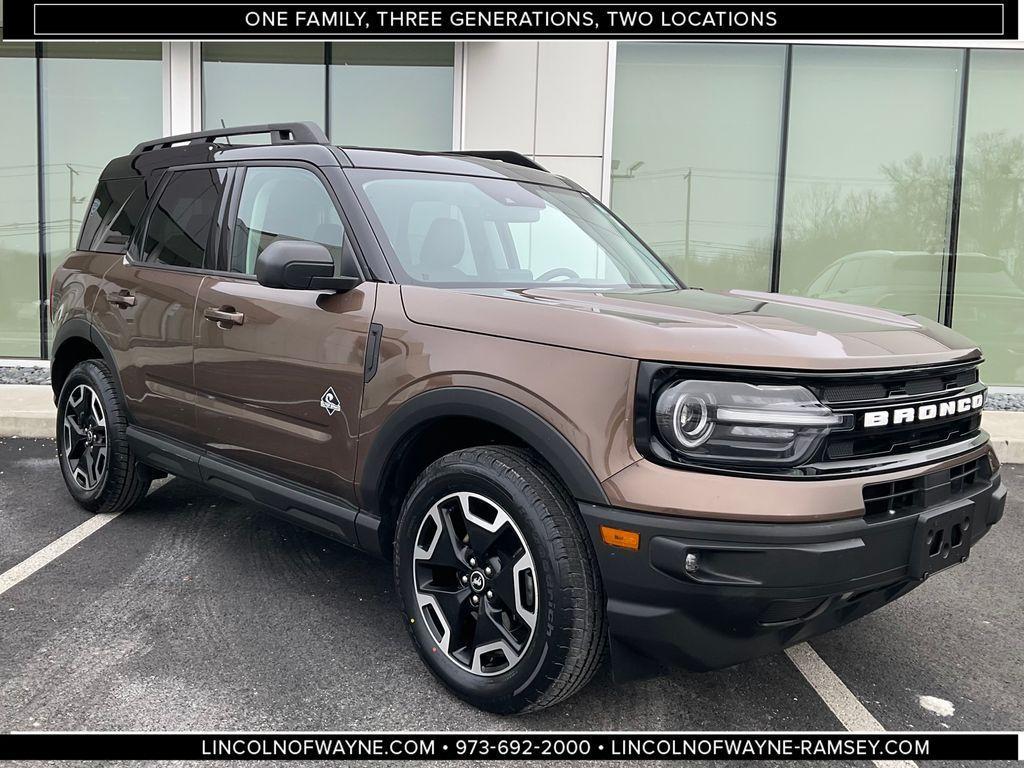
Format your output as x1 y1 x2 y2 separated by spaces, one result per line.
357 386 609 516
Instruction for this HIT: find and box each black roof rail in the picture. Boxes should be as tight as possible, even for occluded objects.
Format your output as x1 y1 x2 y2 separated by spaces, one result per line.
446 150 547 173
132 121 329 154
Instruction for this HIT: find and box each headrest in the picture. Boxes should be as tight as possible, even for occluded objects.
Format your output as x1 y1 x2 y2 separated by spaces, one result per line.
419 217 466 269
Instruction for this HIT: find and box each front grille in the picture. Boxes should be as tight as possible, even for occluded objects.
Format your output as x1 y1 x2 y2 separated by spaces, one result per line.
811 362 984 464
862 456 988 521
825 413 982 461
819 367 977 403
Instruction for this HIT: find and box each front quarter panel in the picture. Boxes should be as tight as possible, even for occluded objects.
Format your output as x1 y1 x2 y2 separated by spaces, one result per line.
356 284 641 506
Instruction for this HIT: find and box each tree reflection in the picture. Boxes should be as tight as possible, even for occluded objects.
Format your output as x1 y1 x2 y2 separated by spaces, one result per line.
783 131 1024 384
785 132 1024 292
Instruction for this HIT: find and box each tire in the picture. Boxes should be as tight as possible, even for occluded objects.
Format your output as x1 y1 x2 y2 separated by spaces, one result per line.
56 359 151 514
394 445 606 714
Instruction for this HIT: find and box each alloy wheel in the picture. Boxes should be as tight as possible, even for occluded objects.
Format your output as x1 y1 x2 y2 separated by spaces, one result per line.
62 384 108 491
412 492 538 676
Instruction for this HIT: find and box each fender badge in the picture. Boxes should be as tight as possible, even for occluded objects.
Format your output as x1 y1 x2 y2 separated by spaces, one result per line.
320 387 341 416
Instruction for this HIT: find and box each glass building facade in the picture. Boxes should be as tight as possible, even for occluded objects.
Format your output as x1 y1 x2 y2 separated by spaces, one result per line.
0 41 455 360
0 43 162 359
201 42 455 150
1 40 1021 387
612 43 1024 386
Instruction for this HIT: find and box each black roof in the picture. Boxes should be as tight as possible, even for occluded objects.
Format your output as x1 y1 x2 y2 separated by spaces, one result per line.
339 148 570 188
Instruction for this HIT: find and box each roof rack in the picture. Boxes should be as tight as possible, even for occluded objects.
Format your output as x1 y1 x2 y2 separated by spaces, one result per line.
132 121 329 154
447 150 547 173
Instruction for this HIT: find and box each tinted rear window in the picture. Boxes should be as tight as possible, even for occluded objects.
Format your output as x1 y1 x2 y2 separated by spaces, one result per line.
78 178 146 254
141 168 227 269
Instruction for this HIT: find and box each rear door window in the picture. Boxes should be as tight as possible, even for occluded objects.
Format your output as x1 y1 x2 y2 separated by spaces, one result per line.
141 168 227 269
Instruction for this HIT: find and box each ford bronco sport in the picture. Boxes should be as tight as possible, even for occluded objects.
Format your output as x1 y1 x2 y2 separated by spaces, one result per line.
50 122 1006 714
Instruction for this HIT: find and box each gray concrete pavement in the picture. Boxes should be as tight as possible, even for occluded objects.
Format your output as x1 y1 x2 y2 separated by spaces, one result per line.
0 438 1020 763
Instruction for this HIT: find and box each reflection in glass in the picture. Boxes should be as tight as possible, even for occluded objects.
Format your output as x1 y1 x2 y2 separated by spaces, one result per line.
230 167 345 275
780 45 963 322
39 43 163 348
611 43 786 291
351 169 677 288
0 44 41 357
142 168 227 269
954 50 1024 386
329 43 454 150
202 43 326 129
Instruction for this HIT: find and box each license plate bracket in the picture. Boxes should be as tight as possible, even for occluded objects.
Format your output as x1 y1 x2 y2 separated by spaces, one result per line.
909 502 973 580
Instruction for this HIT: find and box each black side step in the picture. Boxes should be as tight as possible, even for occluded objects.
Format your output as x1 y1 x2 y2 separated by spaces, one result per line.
126 426 378 554
128 426 203 483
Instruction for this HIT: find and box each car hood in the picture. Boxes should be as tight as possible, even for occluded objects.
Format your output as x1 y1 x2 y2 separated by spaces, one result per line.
400 286 982 370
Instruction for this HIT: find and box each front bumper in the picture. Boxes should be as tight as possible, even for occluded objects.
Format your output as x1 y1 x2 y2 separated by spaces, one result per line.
580 451 1007 681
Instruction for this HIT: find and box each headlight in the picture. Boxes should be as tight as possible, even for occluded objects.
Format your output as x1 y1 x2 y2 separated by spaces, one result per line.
654 380 842 467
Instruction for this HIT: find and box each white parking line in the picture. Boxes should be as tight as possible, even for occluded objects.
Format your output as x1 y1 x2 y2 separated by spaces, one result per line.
0 512 122 597
786 643 918 768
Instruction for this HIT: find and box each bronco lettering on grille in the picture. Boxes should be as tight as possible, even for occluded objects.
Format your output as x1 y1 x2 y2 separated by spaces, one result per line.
862 393 985 429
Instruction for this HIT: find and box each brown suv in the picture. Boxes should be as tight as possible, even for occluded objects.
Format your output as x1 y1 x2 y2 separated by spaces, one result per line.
49 123 1006 714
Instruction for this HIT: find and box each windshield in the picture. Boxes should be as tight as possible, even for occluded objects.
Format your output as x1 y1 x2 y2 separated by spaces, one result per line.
348 169 679 289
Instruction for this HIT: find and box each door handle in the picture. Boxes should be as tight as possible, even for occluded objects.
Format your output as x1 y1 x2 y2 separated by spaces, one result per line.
107 291 136 308
204 306 245 328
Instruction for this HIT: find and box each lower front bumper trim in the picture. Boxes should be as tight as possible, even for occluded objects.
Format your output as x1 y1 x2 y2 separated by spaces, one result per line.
579 466 1005 681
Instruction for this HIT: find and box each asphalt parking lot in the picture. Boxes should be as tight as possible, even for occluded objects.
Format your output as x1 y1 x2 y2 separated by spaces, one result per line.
1 437 1021 764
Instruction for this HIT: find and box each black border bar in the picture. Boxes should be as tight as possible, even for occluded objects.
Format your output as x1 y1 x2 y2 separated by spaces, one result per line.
769 43 793 294
0 732 1019 761
2 2 1017 41
942 47 972 327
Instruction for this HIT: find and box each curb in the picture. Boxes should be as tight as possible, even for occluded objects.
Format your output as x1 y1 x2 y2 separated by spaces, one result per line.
0 417 56 440
1 384 1023 463
980 410 1024 465
990 438 1024 465
0 385 56 439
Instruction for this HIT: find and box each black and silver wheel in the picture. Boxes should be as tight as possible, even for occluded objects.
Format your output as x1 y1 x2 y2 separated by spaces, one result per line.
412 491 538 676
57 359 151 513
395 446 605 714
62 383 109 492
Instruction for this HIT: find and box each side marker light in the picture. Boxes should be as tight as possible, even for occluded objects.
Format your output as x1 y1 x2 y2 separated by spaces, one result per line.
600 525 640 551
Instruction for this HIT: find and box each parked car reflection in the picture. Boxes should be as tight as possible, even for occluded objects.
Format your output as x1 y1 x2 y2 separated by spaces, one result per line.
805 250 1024 383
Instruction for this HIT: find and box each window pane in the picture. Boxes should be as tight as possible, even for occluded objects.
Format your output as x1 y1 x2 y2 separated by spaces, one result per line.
329 43 454 150
230 167 344 275
351 169 676 288
143 168 227 269
952 50 1024 386
611 43 786 290
202 43 325 129
0 43 41 357
79 177 145 253
39 43 162 286
780 45 963 322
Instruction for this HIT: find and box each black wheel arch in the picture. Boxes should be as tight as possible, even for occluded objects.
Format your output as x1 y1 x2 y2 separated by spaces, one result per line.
50 319 122 402
357 388 609 555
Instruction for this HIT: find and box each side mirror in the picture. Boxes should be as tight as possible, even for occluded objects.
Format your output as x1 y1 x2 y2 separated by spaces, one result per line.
255 240 360 291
